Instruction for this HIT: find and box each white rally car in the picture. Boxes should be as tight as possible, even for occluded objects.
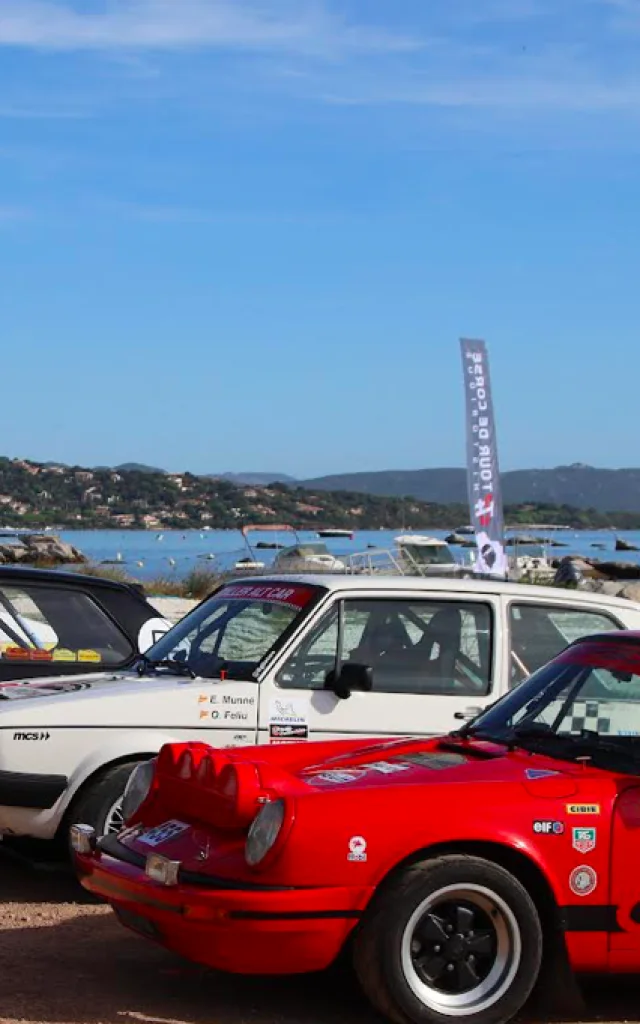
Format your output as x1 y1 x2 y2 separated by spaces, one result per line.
1 574 640 846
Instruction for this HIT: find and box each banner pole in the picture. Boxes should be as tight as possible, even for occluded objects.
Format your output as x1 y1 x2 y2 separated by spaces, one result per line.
460 338 509 580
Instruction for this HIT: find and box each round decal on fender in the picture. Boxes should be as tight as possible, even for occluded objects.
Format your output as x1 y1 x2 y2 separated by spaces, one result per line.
569 865 597 897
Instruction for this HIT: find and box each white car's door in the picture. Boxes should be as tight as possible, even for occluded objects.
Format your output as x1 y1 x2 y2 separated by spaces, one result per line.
257 590 503 743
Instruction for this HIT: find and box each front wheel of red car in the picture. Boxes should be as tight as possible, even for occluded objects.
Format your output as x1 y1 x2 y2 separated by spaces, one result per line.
353 855 543 1024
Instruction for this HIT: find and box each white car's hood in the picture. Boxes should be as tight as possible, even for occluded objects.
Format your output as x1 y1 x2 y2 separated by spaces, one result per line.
0 671 139 701
0 670 259 731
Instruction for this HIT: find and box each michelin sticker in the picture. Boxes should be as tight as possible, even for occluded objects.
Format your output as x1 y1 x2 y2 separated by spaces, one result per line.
268 697 309 742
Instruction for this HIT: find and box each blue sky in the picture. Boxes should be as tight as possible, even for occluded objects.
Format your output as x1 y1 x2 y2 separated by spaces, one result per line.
2 0 640 478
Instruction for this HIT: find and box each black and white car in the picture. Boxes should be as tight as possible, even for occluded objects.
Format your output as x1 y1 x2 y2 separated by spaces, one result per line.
0 566 171 683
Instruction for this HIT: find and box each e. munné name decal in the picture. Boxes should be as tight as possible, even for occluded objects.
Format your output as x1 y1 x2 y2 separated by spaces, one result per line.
460 338 508 578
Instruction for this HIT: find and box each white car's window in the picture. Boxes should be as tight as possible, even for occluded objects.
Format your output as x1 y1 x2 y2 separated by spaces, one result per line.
509 604 620 687
0 584 133 667
277 599 492 695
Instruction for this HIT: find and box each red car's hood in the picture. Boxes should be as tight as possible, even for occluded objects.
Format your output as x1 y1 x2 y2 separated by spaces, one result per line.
295 736 577 795
131 734 580 844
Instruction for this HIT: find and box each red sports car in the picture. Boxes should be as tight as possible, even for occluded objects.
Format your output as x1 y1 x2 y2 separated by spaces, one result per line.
74 631 640 1024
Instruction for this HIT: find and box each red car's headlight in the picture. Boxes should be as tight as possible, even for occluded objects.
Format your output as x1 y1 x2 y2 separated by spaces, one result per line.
245 799 285 866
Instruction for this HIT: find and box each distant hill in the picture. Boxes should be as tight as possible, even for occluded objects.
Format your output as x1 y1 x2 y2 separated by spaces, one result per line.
217 472 297 485
112 463 167 475
301 465 640 513
4 455 640 529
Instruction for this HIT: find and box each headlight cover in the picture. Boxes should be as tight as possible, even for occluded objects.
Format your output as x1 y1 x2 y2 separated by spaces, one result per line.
122 759 156 823
245 799 285 866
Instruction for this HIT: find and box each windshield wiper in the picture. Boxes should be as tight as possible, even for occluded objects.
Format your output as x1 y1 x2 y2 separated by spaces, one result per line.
135 655 196 679
509 727 640 770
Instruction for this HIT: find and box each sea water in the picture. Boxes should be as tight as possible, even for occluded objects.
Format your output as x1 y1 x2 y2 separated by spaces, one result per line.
55 527 640 581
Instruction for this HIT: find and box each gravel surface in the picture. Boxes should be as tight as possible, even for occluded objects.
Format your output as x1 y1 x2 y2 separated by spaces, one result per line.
147 597 198 625
1 851 640 1024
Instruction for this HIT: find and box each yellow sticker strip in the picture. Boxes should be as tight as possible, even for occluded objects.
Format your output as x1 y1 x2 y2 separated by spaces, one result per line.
52 649 78 662
78 650 102 664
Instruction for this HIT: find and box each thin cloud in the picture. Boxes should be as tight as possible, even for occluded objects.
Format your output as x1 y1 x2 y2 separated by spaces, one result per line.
0 205 31 222
319 73 640 112
600 0 640 27
0 103 88 118
0 0 422 55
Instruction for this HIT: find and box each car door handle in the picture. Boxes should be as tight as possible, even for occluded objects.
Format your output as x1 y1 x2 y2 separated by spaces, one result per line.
454 706 483 721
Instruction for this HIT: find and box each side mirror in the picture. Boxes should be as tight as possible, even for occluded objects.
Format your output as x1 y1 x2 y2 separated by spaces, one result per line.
325 662 373 700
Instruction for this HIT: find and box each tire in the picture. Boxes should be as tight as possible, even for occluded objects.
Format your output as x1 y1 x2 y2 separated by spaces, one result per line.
67 761 142 842
353 855 543 1024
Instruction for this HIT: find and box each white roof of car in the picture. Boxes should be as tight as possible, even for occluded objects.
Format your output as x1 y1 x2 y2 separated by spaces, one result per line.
245 573 639 610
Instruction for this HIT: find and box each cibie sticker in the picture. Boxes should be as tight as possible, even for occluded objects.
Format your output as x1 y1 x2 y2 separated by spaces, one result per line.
347 836 367 862
572 827 597 854
569 865 598 897
566 804 600 815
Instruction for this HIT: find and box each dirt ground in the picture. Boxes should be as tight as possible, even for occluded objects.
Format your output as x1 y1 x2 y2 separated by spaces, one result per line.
1 851 640 1024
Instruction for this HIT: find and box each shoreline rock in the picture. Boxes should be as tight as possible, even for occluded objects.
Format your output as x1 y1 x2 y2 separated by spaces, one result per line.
615 537 640 552
0 534 86 567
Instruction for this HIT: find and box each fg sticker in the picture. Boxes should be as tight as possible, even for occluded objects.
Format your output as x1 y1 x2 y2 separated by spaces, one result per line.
347 836 367 863
572 827 596 854
367 761 410 775
316 771 359 784
566 804 600 815
533 820 564 835
138 820 190 847
569 865 598 897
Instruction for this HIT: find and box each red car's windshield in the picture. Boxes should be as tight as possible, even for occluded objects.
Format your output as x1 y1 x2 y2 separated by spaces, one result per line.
465 638 640 773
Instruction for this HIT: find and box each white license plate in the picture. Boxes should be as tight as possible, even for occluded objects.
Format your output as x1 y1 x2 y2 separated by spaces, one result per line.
137 820 190 847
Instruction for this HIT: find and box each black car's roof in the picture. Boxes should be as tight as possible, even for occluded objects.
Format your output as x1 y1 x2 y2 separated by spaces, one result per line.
0 564 145 596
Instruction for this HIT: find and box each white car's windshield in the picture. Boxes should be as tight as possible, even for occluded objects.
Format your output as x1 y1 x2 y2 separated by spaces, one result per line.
142 581 322 680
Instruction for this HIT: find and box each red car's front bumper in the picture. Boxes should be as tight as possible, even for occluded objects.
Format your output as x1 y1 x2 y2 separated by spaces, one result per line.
76 842 373 975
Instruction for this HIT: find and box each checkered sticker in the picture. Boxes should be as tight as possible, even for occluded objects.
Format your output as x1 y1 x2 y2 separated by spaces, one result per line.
566 701 610 735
